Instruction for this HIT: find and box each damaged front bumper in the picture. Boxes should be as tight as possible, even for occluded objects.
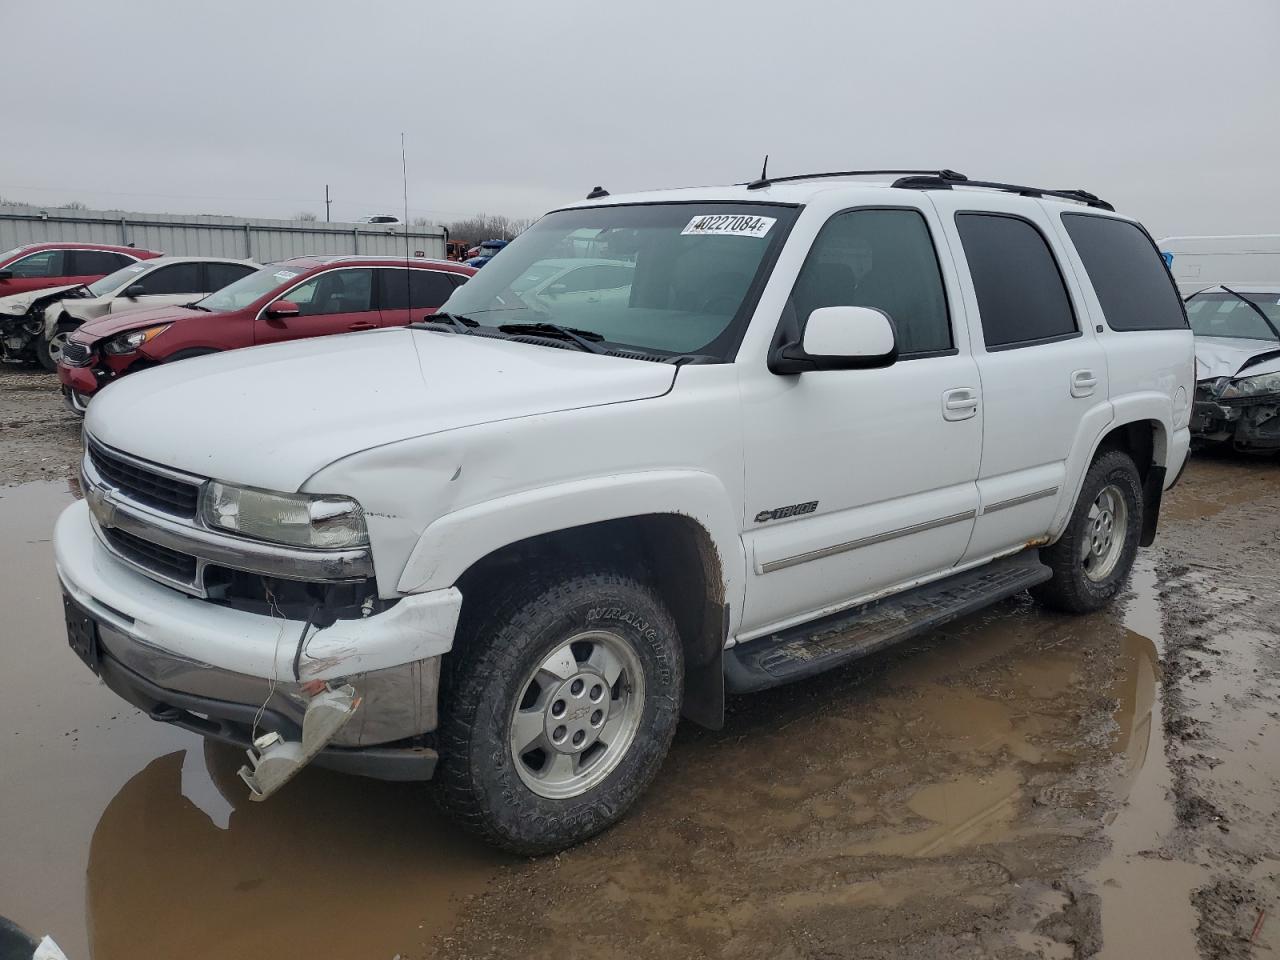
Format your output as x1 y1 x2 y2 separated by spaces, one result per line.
54 499 463 786
1192 396 1280 450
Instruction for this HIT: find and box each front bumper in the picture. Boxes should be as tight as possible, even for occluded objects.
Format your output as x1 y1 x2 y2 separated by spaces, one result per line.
1192 397 1280 449
54 500 463 771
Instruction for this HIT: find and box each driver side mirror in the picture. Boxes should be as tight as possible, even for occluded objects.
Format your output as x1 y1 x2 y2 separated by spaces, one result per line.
0 270 12 281
769 305 898 375
265 299 300 320
544 282 568 297
124 284 146 299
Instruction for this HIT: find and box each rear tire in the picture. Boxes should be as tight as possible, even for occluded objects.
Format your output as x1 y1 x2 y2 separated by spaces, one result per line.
1033 449 1144 613
436 566 683 855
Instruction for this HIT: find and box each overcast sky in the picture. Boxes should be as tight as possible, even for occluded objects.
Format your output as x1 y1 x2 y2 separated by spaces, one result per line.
2 0 1276 238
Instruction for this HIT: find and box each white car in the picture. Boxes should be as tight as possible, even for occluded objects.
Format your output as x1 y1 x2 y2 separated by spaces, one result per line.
39 256 259 369
1186 284 1280 450
54 169 1193 854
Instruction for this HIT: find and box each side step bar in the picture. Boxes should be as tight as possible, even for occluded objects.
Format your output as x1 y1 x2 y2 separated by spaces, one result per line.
724 552 1052 694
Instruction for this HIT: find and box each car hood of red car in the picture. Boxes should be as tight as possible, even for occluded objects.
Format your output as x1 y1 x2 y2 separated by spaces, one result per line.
74 304 205 341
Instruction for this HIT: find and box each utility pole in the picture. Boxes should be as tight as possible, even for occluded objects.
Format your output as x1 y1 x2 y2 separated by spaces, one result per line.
325 184 332 223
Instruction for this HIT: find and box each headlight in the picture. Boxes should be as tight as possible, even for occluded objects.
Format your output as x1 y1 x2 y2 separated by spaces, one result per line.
1219 371 1280 400
203 482 369 549
102 324 170 355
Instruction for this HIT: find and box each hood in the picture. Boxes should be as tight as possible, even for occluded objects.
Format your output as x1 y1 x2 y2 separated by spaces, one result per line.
74 304 202 341
86 327 677 491
0 283 81 316
1194 336 1280 380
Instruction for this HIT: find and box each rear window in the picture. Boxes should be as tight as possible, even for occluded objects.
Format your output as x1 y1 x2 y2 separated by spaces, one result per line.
1062 214 1187 331
955 213 1077 350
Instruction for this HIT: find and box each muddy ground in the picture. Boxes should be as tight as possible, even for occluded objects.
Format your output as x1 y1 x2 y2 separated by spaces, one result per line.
1 364 1277 959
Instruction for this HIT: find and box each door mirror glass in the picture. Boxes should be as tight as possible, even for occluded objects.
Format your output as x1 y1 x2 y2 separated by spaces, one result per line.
0 270 11 281
265 299 300 319
772 306 898 374
124 284 146 299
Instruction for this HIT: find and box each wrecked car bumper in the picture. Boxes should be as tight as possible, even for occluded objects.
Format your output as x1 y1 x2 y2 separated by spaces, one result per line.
1192 398 1280 450
54 500 462 780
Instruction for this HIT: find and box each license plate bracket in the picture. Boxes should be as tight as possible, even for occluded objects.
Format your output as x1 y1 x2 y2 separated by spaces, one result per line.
63 594 101 674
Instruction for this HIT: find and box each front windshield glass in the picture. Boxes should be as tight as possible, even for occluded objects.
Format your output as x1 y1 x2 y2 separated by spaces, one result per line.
87 261 149 297
1186 292 1280 341
198 264 302 312
440 202 797 359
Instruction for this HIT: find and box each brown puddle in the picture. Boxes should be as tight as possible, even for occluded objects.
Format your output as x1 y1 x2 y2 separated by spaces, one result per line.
0 481 507 960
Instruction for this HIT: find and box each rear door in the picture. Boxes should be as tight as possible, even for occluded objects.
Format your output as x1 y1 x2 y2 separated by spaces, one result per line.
377 267 458 326
928 193 1110 561
255 267 379 344
740 203 982 636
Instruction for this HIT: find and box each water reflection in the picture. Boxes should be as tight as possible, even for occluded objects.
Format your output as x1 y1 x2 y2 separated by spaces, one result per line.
85 741 507 960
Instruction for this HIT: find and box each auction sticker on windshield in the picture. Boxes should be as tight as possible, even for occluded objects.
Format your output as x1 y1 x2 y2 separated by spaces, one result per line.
681 214 776 239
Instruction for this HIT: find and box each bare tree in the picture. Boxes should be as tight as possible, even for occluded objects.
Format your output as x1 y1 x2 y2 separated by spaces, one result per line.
62 200 88 210
293 210 319 221
446 213 533 246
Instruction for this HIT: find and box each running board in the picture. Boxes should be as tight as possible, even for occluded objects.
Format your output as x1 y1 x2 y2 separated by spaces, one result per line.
724 553 1051 694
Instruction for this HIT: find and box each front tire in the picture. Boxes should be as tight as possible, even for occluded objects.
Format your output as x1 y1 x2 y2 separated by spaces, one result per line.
37 319 76 372
437 567 683 855
1033 449 1144 613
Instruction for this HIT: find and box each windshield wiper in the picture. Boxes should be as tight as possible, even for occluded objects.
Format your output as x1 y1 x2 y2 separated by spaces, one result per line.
1220 285 1280 340
498 322 607 354
412 311 477 334
185 302 213 312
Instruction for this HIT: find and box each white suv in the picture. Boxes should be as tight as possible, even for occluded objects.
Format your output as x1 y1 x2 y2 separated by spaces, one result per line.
53 170 1194 853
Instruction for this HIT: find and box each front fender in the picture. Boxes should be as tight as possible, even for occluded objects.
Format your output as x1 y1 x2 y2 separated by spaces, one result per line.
395 469 745 628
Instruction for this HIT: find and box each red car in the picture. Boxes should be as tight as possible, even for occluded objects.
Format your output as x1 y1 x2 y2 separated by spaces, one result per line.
0 241 162 298
59 255 474 412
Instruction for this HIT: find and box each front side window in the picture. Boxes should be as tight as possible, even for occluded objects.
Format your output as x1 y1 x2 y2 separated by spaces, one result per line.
956 213 1077 350
439 202 798 359
135 262 201 296
6 249 64 278
788 208 952 356
1062 214 1186 331
1185 292 1280 341
285 269 374 316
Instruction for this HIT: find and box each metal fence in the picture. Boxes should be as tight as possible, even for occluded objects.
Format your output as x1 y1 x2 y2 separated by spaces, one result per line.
0 203 447 263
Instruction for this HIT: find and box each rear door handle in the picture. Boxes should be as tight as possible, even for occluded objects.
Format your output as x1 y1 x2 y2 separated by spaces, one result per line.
348 321 378 331
1071 369 1098 398
942 387 979 421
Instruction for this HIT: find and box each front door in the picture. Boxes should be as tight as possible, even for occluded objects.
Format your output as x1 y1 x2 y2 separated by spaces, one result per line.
739 204 982 638
255 267 379 344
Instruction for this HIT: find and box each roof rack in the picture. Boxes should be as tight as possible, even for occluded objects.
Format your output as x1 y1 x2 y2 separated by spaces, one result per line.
745 168 968 190
891 173 1114 211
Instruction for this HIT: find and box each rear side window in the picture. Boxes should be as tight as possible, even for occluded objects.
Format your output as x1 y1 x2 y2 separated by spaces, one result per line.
956 213 1077 350
205 262 257 291
137 262 201 295
379 269 458 310
73 250 131 274
789 208 952 356
1061 214 1187 331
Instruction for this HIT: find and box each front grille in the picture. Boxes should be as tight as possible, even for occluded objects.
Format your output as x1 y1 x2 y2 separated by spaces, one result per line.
103 527 198 585
88 442 201 517
61 341 92 366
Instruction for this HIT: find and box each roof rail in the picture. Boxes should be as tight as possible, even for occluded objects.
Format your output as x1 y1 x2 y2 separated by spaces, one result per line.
891 173 1114 211
745 168 968 190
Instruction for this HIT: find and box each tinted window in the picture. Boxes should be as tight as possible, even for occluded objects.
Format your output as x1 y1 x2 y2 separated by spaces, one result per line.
956 213 1076 349
136 262 201 296
286 268 374 316
1062 214 1187 331
379 269 458 310
206 262 256 291
6 249 64 278
73 250 131 275
789 208 952 355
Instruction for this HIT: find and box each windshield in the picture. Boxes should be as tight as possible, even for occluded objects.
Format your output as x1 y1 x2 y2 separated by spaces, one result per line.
198 264 302 312
439 202 797 359
1186 291 1280 341
87 261 149 297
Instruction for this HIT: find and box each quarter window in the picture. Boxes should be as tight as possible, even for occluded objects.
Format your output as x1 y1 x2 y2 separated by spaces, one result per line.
6 249 65 278
1061 214 1187 331
789 208 952 356
955 213 1077 349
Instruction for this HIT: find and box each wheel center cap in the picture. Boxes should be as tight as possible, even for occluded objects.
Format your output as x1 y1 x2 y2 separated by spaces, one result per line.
545 670 609 753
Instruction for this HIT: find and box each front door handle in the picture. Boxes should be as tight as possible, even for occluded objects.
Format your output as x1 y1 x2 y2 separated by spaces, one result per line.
1071 369 1098 398
348 321 378 331
942 387 979 422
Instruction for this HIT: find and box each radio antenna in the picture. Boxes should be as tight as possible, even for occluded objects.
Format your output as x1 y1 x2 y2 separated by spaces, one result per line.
401 132 412 312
